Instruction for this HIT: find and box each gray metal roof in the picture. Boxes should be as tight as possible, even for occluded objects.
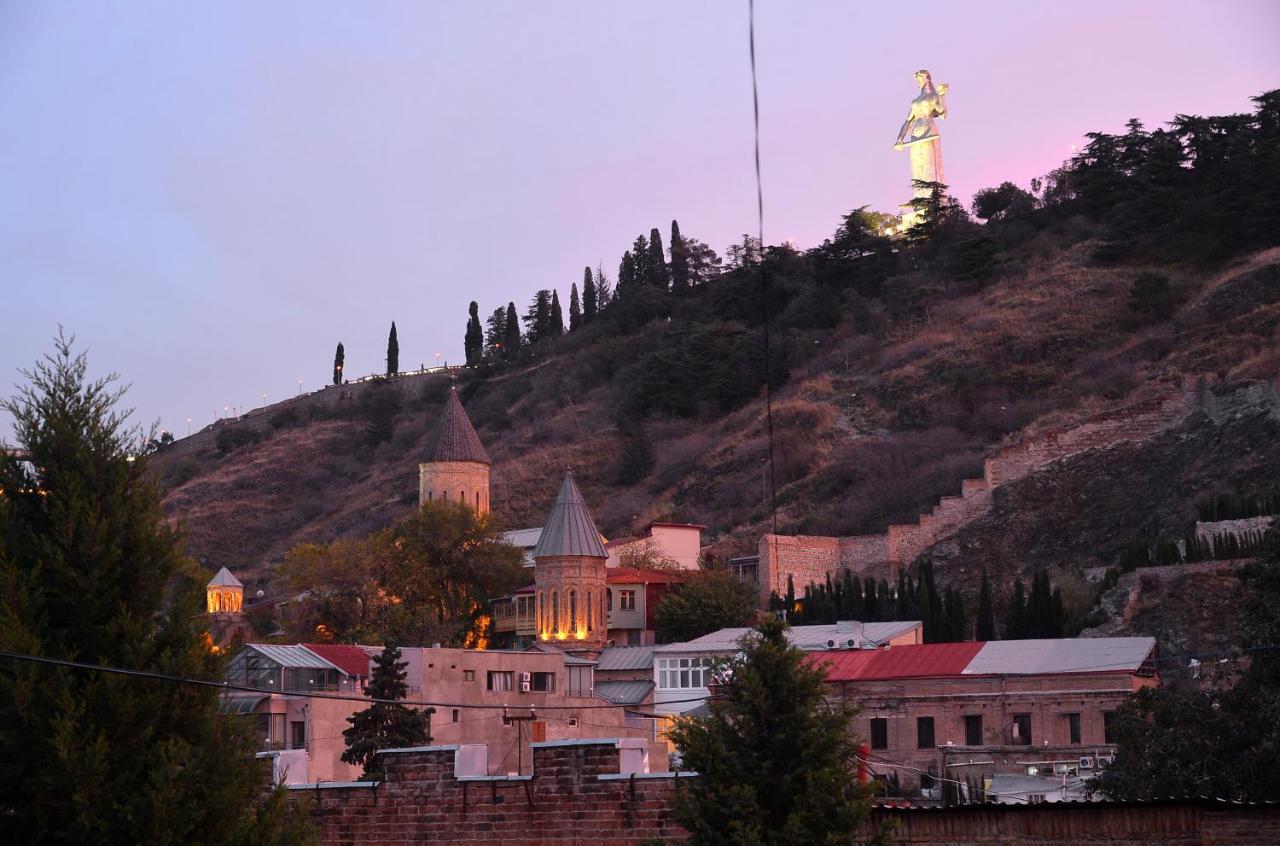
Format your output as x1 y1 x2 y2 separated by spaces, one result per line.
502 527 544 549
595 646 657 671
532 471 607 559
963 637 1156 675
244 644 343 671
219 694 269 715
654 621 923 654
594 680 655 706
208 566 243 588
423 387 490 464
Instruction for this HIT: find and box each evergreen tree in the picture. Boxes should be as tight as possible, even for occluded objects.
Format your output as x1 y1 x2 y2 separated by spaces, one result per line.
568 282 582 331
943 587 967 642
593 264 613 310
670 219 690 294
341 645 430 781
646 227 669 290
630 233 650 287
582 266 597 322
485 306 507 358
785 575 796 621
1126 271 1176 323
666 618 888 846
0 335 313 844
863 577 879 621
522 290 552 344
975 569 997 640
549 290 565 338
503 302 521 360
617 250 637 299
1004 579 1026 639
385 320 399 376
464 301 484 364
654 570 756 643
332 341 345 385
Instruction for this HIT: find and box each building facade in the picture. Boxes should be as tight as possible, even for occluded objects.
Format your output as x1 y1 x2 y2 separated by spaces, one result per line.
418 386 490 513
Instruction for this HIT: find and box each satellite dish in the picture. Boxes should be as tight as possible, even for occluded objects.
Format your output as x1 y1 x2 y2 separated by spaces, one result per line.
256 589 265 598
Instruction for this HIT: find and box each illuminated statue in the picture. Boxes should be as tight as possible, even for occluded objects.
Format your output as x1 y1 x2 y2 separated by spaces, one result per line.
893 69 949 225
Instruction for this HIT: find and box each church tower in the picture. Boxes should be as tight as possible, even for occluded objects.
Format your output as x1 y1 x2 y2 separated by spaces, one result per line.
533 470 608 652
418 386 491 513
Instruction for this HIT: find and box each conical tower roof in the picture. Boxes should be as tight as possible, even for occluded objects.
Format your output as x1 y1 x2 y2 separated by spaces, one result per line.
424 386 490 464
533 471 607 559
208 566 243 588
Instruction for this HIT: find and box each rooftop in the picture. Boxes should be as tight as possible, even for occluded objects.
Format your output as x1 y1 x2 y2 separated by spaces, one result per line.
606 567 685 585
243 644 343 672
593 680 655 705
654 621 923 654
423 387 490 465
208 566 243 588
595 645 657 672
303 643 376 677
532 471 607 559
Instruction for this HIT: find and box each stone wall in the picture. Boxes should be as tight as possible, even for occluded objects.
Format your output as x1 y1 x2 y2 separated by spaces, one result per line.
1195 515 1276 542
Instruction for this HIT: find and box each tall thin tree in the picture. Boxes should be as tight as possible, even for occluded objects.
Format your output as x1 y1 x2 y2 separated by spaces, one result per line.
333 341 345 385
503 302 521 360
464 301 484 365
385 321 399 376
647 227 669 290
550 290 565 337
670 219 690 294
568 283 582 331
582 266 597 322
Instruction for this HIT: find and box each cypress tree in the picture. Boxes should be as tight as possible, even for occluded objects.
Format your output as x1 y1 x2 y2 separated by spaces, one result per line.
0 335 313 843
385 320 399 376
341 645 430 781
785 575 796 620
523 290 552 343
503 302 521 359
582 266 597 322
569 283 582 331
1004 579 1026 639
617 250 636 298
485 306 507 357
863 577 879 621
670 219 690 294
631 233 649 287
647 227 669 290
549 290 564 337
944 587 967 642
333 341 345 385
976 569 997 640
464 301 484 364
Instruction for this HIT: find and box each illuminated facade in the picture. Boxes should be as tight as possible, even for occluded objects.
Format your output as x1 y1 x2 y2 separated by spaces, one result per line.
533 471 608 653
207 566 244 614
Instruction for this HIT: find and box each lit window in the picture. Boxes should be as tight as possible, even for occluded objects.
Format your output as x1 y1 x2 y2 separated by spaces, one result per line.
552 592 559 633
586 592 593 632
569 590 577 630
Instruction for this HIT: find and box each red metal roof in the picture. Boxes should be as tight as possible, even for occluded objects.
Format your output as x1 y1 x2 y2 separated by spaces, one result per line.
303 643 375 678
810 642 986 682
606 567 686 585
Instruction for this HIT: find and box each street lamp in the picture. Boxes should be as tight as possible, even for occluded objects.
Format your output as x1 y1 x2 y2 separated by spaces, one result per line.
297 378 303 396
187 417 192 436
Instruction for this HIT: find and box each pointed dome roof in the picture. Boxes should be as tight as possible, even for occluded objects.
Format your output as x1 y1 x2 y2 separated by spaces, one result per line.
208 566 243 588
533 471 607 559
424 386 490 464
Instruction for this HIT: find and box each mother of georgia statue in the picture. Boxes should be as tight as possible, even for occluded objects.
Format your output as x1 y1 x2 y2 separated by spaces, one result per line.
893 69 949 203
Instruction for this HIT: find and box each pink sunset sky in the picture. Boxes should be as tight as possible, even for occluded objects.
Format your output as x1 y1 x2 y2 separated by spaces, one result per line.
2 1 1277 436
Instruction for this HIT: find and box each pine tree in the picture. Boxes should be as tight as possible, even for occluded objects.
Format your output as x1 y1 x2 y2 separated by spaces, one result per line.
485 306 507 358
522 290 552 343
0 334 313 843
569 283 582 331
670 219 690 294
666 618 887 846
549 290 565 337
646 227 669 290
341 645 430 781
333 341 345 385
976 569 997 640
464 301 484 364
582 266 597 322
503 302 521 360
630 233 650 287
594 264 613 310
385 320 399 376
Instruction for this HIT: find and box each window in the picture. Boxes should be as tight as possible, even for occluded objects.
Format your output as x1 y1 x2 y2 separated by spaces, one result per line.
476 491 480 509
917 717 935 749
586 591 593 632
607 588 613 611
531 672 556 692
1028 794 1046 805
551 591 559 633
442 490 448 501
452 709 459 723
1103 711 1117 744
463 669 475 682
1012 714 1032 745
487 670 514 692
869 718 888 750
619 589 636 611
567 717 578 727
569 590 577 630
290 721 306 750
427 491 433 501
964 715 983 746
657 656 717 689
1066 712 1081 745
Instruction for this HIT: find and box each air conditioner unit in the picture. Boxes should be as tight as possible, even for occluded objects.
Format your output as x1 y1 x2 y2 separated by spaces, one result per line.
846 638 857 648
520 681 531 693
827 639 837 648
1096 755 1114 767
1079 756 1095 770
520 672 531 683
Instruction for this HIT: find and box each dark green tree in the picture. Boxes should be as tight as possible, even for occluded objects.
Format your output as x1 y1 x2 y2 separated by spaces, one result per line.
975 569 997 641
646 227 669 290
617 250 637 299
582 266 597 322
630 233 650 287
670 219 690 294
502 302 521 360
1003 579 1026 639
593 265 614 310
485 306 507 358
667 618 888 846
972 181 1037 222
385 320 399 376
332 341 345 385
654 570 756 643
549 289 565 338
341 645 430 781
905 180 966 246
464 301 484 364
522 290 552 343
0 335 313 844
1126 271 1176 323
568 283 582 331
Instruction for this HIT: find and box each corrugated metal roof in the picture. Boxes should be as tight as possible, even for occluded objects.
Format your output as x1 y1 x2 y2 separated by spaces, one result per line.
246 644 343 671
594 680 654 705
811 642 985 681
595 646 657 671
423 387 490 464
303 643 375 677
963 637 1156 675
208 566 243 588
654 621 923 654
502 527 543 549
532 471 607 559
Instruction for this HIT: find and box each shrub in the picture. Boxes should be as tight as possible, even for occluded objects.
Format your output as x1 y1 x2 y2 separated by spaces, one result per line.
214 426 261 455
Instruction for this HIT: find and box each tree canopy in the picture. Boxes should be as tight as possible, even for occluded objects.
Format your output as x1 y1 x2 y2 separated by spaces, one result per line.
654 569 757 643
341 645 430 781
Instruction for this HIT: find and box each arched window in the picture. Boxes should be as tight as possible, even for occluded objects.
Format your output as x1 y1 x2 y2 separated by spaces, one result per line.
551 592 560 634
586 591 593 632
476 491 481 509
458 490 464 503
427 490 433 501
442 490 448 502
569 590 578 631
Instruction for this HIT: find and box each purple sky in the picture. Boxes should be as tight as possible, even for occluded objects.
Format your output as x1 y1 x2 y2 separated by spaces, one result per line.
3 1 1277 440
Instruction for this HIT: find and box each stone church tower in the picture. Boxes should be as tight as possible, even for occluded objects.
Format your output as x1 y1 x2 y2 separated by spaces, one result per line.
534 471 608 653
419 386 490 513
